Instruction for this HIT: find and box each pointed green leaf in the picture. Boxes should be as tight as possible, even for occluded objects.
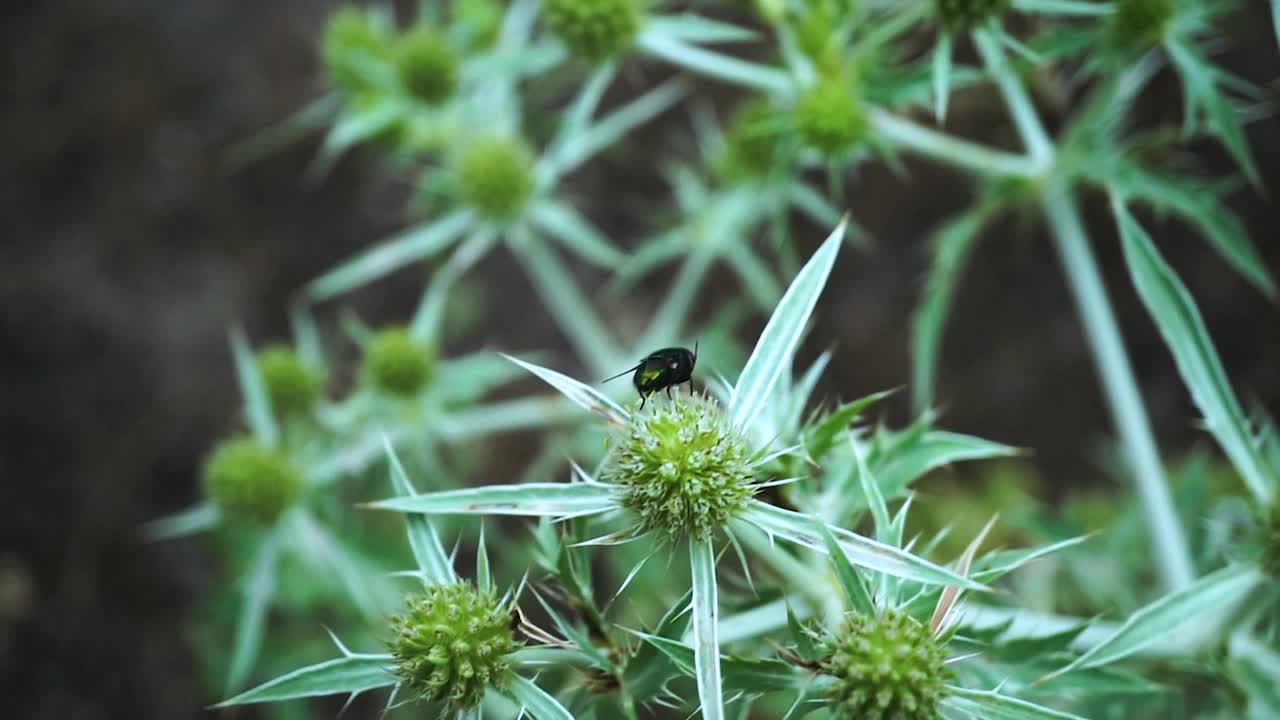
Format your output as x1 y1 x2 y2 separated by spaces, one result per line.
384 438 455 584
933 32 953 123
217 655 396 706
306 209 473 302
689 539 724 720
870 427 1020 499
551 79 687 176
529 200 627 269
943 687 1089 720
504 674 573 720
633 632 803 692
230 327 277 447
645 14 759 43
1165 39 1260 187
1115 201 1277 506
742 501 987 590
367 482 621 517
637 31 790 94
1056 564 1262 674
141 502 219 541
805 390 896 461
911 205 990 413
731 218 847 429
819 524 876 615
502 354 629 426
226 533 280 694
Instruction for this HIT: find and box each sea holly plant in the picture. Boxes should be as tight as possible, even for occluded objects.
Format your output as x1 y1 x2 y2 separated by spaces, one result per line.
368 219 995 719
216 441 577 719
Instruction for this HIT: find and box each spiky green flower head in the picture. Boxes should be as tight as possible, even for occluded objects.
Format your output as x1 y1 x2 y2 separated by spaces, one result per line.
362 327 434 396
1108 0 1175 50
387 582 519 710
601 393 756 543
541 0 643 61
716 97 788 182
932 0 1010 31
256 346 322 418
794 75 869 158
818 609 951 720
395 26 458 104
1262 502 1280 578
203 437 303 525
322 6 392 94
455 136 536 220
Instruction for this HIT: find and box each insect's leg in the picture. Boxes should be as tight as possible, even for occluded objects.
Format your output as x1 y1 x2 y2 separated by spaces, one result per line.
639 394 647 411
666 385 673 400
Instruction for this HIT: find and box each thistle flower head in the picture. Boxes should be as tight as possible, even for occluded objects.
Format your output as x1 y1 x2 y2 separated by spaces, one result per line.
794 77 869 158
932 0 1010 31
203 437 303 525
602 393 756 543
363 328 434 396
322 7 390 94
818 609 951 720
395 27 458 104
541 0 643 61
387 582 519 710
256 346 322 418
716 98 787 182
456 136 536 220
1108 0 1175 49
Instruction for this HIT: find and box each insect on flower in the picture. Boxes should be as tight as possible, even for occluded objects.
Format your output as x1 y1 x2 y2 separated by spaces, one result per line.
603 344 697 410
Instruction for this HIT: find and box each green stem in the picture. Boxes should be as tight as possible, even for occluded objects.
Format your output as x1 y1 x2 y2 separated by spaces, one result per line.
867 109 1041 178
975 26 1195 591
1041 185 1195 590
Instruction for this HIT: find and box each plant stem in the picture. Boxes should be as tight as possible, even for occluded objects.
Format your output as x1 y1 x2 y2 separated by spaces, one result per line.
867 109 1042 178
971 29 1194 589
1041 185 1195 590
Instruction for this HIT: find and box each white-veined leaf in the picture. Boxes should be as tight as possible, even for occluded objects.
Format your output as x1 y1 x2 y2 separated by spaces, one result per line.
504 674 574 720
942 687 1089 720
230 326 277 447
384 437 456 584
689 539 724 720
217 655 396 706
367 482 621 518
502 353 629 427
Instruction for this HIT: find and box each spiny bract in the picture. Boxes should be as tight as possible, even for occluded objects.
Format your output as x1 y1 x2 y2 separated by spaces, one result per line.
795 77 868 158
395 26 458 104
541 0 642 61
256 346 322 418
602 393 756 542
387 582 519 710
455 136 536 220
202 437 303 525
818 609 951 720
362 327 434 396
1109 0 1175 49
932 0 1010 31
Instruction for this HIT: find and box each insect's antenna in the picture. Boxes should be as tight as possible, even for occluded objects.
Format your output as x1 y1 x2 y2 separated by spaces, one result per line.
601 363 643 384
693 340 698 362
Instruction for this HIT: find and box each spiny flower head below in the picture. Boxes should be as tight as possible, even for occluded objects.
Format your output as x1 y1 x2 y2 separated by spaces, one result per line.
386 582 519 710
817 609 951 720
602 393 757 543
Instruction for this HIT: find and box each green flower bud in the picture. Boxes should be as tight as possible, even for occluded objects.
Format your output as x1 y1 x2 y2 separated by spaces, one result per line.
602 394 756 543
818 610 951 720
395 27 458 104
203 438 302 525
387 583 519 710
322 7 391 94
455 137 535 220
716 98 787 182
932 0 1010 31
795 77 868 158
256 346 322 418
363 328 434 396
1108 0 1174 50
541 0 643 61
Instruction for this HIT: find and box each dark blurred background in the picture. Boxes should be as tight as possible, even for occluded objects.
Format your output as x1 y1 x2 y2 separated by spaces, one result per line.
2 1 1277 718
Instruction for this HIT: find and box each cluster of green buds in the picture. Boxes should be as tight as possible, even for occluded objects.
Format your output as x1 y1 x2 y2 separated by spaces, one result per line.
601 393 757 542
817 609 951 719
202 437 303 525
454 136 536 221
541 0 643 61
255 346 322 418
1107 0 1175 50
794 75 869 158
362 327 435 396
394 26 458 104
386 582 520 710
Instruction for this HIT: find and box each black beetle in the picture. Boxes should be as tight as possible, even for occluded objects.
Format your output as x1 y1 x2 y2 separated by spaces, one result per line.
603 344 697 410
